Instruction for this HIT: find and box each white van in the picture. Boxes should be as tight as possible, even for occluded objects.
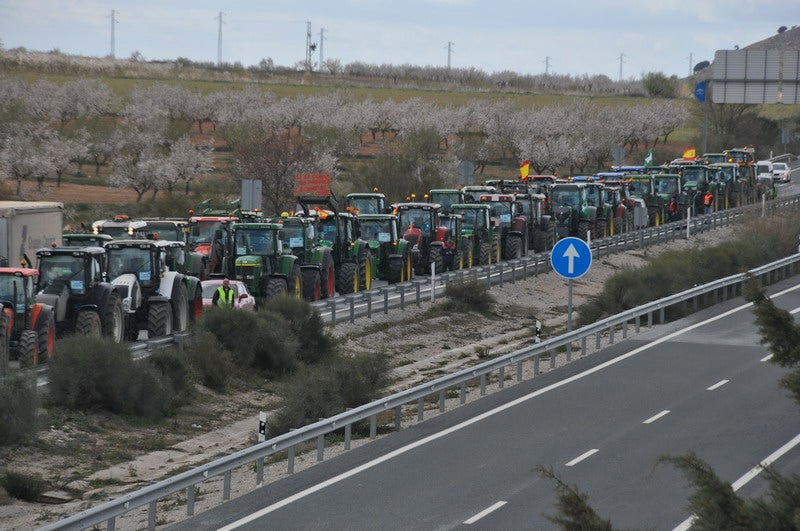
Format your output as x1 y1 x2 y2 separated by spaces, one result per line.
755 160 774 183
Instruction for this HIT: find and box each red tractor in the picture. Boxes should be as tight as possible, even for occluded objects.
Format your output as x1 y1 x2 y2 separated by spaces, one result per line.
0 267 56 368
394 202 448 275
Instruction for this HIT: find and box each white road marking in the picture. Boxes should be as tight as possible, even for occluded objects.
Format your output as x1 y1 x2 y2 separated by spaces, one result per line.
463 501 507 525
566 449 599 467
673 432 800 531
643 410 671 424
761 354 773 362
706 379 729 391
219 282 800 530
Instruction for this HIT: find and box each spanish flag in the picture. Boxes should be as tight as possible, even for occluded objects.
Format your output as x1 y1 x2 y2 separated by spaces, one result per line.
519 159 530 179
682 147 696 160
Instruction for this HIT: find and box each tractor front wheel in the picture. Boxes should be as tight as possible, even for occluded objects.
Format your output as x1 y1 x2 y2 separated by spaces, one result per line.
36 308 56 361
101 292 124 343
302 269 321 301
265 278 288 301
336 262 358 295
18 330 38 367
75 310 102 337
147 302 173 338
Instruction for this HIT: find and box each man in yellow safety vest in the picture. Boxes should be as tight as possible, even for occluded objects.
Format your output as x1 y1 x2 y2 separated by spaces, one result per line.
212 278 235 308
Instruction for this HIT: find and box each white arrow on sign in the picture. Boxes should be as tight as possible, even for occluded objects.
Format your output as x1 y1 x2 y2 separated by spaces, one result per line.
563 243 580 274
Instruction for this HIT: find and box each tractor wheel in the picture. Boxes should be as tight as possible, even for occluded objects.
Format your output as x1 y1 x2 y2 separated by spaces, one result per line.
190 285 203 322
336 262 357 295
597 220 608 238
532 230 547 253
36 308 56 361
171 283 189 333
503 235 522 260
302 269 321 301
0 312 9 370
478 241 492 265
147 301 173 338
17 330 38 368
388 257 403 284
358 248 373 291
577 220 593 241
265 278 288 301
101 292 124 343
614 216 624 234
404 250 413 281
288 263 303 299
492 235 501 264
75 310 102 337
429 247 444 275
319 253 336 299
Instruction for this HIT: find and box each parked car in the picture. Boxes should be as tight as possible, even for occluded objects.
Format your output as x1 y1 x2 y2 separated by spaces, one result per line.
772 162 791 183
200 279 257 311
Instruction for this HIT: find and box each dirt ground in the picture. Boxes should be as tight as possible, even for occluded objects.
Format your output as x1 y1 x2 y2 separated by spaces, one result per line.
0 224 736 530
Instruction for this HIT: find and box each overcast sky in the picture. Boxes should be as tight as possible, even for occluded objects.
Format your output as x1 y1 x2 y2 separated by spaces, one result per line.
1 0 798 79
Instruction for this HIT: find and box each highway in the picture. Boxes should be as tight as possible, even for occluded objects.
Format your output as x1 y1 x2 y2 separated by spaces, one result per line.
169 278 800 530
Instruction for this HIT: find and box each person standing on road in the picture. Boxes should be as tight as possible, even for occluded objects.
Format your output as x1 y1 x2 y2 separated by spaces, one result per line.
213 278 235 309
703 191 714 214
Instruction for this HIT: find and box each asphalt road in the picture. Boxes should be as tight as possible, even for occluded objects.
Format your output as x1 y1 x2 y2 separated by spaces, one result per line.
169 277 800 531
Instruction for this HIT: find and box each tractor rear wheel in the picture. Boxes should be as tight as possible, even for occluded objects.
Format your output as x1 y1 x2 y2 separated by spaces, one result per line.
36 308 56 361
287 263 302 299
75 310 102 337
0 312 9 370
404 250 413 281
101 292 124 343
429 247 444 275
597 219 608 238
504 235 522 260
388 257 403 284
319 253 335 299
358 248 373 291
147 301 173 338
265 278 288 301
190 285 203 322
18 330 38 368
302 269 321 301
479 242 492 265
336 262 357 295
171 283 189 333
532 230 547 253
577 220 593 240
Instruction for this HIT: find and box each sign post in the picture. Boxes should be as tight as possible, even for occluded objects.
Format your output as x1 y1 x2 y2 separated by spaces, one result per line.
550 237 592 331
695 81 708 154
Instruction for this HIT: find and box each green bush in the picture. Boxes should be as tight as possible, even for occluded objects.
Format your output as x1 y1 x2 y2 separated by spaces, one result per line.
184 330 234 391
260 296 335 363
267 352 391 437
0 374 38 446
147 348 195 404
0 471 47 501
199 307 298 375
47 336 177 418
444 280 495 313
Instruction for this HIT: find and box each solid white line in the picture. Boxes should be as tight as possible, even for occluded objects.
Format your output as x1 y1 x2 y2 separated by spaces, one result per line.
672 432 800 531
706 379 729 391
566 448 599 467
761 354 774 362
643 410 671 424
219 282 800 530
463 501 507 525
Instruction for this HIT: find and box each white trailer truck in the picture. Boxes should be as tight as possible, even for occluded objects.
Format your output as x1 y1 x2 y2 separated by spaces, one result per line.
0 201 63 267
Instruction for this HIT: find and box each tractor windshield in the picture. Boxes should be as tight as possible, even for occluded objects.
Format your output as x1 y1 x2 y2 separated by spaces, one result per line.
38 255 86 292
0 275 24 310
188 220 224 245
627 180 651 197
281 222 309 250
483 201 513 227
107 247 154 285
458 208 485 234
360 219 394 243
399 208 433 236
654 178 678 195
551 187 581 208
429 191 462 212
235 229 276 256
347 197 384 215
682 167 707 187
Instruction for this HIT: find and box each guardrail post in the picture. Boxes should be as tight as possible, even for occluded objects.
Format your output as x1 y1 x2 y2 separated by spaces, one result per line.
522 259 528 279
317 421 325 461
223 470 232 500
348 295 356 323
566 342 572 362
485 266 492 288
370 414 377 439
187 484 196 515
344 420 351 451
596 331 601 350
418 397 425 421
147 502 156 531
498 366 505 388
534 354 540 375
635 315 640 333
609 325 615 344
516 359 524 381
398 285 405 310
289 441 296 472
660 307 665 324
414 281 422 306
460 381 467 403
439 389 446 411
548 349 555 369
329 299 336 326
395 405 402 430
498 262 504 287
510 260 517 283
622 320 628 339
581 336 587 357
534 257 539 277
382 288 390 314
365 292 372 319
647 312 653 328
480 374 487 395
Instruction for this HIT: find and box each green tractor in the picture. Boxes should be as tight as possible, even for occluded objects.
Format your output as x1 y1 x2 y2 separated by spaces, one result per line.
652 173 688 222
345 191 390 215
548 182 598 241
230 222 305 303
358 214 414 283
478 193 528 259
295 195 373 295
676 164 712 215
436 212 474 271
450 203 500 265
61 233 114 248
275 215 332 300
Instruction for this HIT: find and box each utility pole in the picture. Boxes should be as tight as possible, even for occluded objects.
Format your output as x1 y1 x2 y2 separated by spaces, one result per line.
544 56 551 75
305 21 317 72
618 52 626 82
109 9 118 58
446 41 454 70
216 12 225 66
688 52 694 77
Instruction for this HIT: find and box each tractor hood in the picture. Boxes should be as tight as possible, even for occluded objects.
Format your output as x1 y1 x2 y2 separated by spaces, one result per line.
111 273 142 313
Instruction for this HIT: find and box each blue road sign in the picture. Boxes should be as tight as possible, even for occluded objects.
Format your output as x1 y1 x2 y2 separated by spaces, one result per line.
550 237 592 279
694 81 707 103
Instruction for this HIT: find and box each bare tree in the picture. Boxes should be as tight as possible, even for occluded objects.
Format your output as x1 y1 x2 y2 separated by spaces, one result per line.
0 122 56 194
162 135 214 194
47 130 89 187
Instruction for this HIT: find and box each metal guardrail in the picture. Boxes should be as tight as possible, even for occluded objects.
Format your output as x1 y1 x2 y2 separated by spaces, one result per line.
41 196 800 531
